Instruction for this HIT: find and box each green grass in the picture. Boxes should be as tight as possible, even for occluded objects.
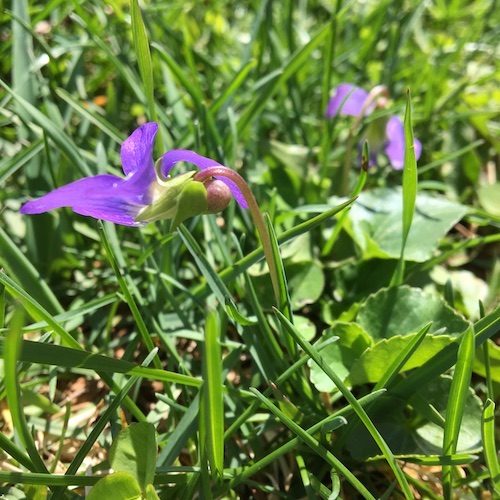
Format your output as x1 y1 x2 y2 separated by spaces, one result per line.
1 0 499 498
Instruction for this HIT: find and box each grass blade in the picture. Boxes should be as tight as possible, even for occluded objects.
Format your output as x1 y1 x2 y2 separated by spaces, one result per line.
0 137 44 184
218 390 385 496
392 306 499 399
250 387 376 500
0 270 80 349
482 399 500 495
11 0 36 142
156 395 200 468
200 310 224 481
130 0 158 128
210 59 256 114
4 310 49 474
237 23 331 135
55 88 125 143
98 222 163 370
0 226 64 315
50 349 160 499
442 327 474 498
0 80 92 176
191 199 355 302
322 141 368 255
264 213 292 322
0 338 200 387
0 272 151 421
273 307 413 499
374 322 432 391
391 89 418 286
0 471 98 488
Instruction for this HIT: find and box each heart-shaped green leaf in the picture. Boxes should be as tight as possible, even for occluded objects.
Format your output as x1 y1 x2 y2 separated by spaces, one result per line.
309 322 371 392
109 422 157 492
343 187 468 261
344 375 482 460
357 286 469 341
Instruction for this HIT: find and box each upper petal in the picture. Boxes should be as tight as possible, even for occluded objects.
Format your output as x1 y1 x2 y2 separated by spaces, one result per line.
20 175 148 226
384 116 422 170
120 122 158 190
325 84 369 118
159 149 248 208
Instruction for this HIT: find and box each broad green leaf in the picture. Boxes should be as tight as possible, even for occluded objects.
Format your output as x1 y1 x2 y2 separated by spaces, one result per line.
144 484 161 500
273 307 413 497
61 350 159 485
86 471 142 500
373 322 433 391
349 334 454 385
287 261 325 310
108 422 157 491
473 339 500 382
343 187 469 261
250 387 376 500
357 286 469 341
415 375 482 453
477 182 500 216
344 375 482 460
390 305 500 401
293 315 316 342
25 485 46 500
309 322 371 392
431 267 489 319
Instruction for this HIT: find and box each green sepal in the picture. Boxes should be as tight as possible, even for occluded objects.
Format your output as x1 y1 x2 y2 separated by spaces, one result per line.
134 171 198 224
170 180 208 231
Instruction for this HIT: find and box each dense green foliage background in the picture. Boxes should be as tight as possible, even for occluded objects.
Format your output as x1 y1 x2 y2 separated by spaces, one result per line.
0 0 499 498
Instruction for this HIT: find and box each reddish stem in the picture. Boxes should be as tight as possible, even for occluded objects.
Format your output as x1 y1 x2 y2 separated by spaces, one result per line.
194 166 280 303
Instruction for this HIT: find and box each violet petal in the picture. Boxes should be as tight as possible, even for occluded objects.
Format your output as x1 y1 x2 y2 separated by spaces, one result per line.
325 84 369 118
160 149 248 208
384 116 422 170
120 122 158 191
20 175 147 226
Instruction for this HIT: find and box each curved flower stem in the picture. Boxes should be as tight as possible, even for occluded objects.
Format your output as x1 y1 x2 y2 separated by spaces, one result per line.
194 167 280 305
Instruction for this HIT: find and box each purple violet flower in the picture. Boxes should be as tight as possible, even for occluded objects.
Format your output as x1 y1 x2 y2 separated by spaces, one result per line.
21 122 248 227
326 83 422 170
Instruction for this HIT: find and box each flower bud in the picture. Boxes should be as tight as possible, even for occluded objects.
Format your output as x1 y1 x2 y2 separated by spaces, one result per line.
204 179 232 214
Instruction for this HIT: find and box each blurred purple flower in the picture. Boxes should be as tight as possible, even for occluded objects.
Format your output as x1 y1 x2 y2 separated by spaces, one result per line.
326 83 422 170
21 122 247 226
